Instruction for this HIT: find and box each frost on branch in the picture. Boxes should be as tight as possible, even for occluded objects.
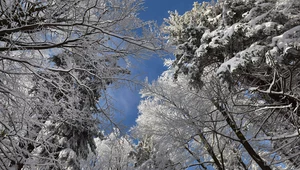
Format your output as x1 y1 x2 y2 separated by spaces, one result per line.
0 0 163 169
80 129 136 170
133 71 260 169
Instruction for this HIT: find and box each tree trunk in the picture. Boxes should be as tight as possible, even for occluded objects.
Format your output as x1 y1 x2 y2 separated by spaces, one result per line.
213 101 272 170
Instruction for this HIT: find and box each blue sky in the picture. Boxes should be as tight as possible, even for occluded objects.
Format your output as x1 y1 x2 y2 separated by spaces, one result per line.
110 0 203 133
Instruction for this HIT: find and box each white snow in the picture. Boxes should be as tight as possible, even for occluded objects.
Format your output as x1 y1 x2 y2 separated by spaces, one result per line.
271 25 300 50
217 44 266 75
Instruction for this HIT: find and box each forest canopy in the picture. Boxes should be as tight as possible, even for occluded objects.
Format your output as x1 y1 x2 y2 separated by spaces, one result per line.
1 0 300 169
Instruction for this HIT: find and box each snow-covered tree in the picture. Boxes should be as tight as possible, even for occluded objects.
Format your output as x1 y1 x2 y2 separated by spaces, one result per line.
162 0 300 169
0 0 163 169
80 128 136 170
133 70 260 170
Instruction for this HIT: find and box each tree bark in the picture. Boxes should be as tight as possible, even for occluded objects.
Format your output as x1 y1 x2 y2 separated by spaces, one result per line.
213 101 272 170
197 132 224 170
